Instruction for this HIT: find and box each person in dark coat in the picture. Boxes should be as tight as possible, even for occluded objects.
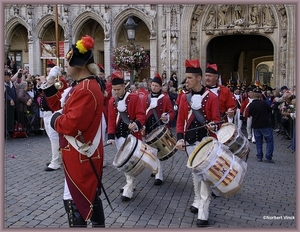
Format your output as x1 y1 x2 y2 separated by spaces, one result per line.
248 89 274 163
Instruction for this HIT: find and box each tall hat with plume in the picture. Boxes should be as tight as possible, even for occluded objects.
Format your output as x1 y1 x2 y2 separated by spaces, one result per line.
65 35 95 67
152 72 162 86
111 70 124 85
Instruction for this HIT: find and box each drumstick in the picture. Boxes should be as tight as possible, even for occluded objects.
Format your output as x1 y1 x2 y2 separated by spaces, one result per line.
185 120 225 132
221 105 238 120
149 111 170 129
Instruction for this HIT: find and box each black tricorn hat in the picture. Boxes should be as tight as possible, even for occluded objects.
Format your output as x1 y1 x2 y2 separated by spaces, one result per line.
65 35 95 67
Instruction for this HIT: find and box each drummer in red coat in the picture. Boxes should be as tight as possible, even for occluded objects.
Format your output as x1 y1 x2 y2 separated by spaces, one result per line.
45 35 105 227
204 63 237 122
175 59 221 227
143 72 175 185
106 71 146 201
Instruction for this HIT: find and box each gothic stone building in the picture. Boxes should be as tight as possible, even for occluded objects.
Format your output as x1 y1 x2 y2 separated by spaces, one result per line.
4 4 296 88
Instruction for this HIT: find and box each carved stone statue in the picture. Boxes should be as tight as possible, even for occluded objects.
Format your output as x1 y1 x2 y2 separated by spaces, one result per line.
170 37 178 72
249 5 259 25
278 5 287 28
234 5 242 21
262 6 274 27
103 9 111 39
63 6 70 40
160 40 167 71
149 5 157 32
26 5 34 42
204 9 216 29
191 19 197 31
280 34 287 69
218 5 228 27
190 39 199 60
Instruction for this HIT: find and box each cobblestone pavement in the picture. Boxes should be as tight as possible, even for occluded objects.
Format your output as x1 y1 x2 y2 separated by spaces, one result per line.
4 126 296 229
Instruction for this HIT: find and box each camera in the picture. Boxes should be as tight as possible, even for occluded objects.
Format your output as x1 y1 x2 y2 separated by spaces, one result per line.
17 72 22 78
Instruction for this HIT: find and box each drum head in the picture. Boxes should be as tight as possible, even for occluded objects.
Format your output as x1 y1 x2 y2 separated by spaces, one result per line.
113 135 137 168
217 123 236 143
146 125 166 143
187 137 214 168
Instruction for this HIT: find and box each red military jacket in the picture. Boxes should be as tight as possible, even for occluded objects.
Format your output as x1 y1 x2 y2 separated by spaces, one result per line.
240 97 252 120
143 92 175 135
43 78 68 112
176 88 221 141
137 88 149 100
209 85 237 117
107 92 146 141
47 78 104 221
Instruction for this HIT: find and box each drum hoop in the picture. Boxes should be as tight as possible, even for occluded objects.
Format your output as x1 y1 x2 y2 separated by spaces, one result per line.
158 148 178 161
146 126 167 143
218 123 237 144
117 136 139 168
189 137 214 167
125 145 146 173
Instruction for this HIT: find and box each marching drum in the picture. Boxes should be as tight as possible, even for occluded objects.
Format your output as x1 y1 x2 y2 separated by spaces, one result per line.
187 137 247 198
217 123 250 160
113 134 158 180
145 125 177 161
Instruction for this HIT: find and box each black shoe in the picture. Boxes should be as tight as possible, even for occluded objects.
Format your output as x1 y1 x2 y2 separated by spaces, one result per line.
196 219 209 227
257 158 262 162
44 167 58 171
121 195 131 201
264 159 275 163
150 173 155 177
154 179 163 186
120 188 136 193
212 192 219 197
190 205 198 214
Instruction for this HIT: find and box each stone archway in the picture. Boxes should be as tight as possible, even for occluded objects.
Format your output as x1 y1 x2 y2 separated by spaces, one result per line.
183 4 296 89
206 34 274 87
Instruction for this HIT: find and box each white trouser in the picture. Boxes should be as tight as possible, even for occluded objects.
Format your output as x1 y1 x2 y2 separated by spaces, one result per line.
192 173 211 220
246 116 255 142
101 113 107 166
155 159 163 181
43 111 61 169
115 137 135 198
186 143 211 220
63 178 72 200
234 108 242 130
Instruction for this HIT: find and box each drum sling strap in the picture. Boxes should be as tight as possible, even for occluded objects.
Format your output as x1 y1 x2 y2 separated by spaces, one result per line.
186 93 206 124
152 108 161 126
148 94 162 126
115 96 130 124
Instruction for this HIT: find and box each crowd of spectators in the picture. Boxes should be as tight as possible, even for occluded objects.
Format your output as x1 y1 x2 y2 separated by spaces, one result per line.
4 63 71 137
4 67 296 152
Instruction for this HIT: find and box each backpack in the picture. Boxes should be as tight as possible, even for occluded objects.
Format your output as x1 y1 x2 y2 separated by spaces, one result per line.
12 122 28 139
